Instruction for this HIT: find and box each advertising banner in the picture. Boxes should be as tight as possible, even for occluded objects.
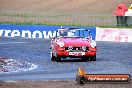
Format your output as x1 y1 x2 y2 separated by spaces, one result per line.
96 27 132 42
0 24 96 40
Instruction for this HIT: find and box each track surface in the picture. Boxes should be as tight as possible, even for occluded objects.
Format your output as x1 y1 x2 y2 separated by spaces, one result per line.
0 37 132 80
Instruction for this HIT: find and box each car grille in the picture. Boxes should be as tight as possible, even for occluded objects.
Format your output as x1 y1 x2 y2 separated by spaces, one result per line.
65 46 89 52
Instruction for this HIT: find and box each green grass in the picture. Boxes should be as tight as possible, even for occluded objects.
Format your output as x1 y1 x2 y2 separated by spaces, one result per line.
0 21 94 27
0 21 132 28
99 25 132 28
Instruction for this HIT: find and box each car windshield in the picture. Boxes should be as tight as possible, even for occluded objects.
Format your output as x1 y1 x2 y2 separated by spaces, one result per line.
58 29 86 38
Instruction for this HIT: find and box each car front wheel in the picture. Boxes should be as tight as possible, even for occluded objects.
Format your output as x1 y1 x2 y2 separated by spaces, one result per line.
51 53 56 61
90 56 96 61
55 56 61 62
81 57 89 61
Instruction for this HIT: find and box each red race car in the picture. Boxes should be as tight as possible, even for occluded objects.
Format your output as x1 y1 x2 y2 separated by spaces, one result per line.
50 28 96 62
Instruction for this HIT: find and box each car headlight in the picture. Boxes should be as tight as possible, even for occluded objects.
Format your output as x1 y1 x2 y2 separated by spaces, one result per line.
57 42 65 47
90 40 96 48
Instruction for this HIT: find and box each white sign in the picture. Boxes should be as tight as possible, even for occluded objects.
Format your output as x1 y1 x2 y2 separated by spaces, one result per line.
96 27 132 42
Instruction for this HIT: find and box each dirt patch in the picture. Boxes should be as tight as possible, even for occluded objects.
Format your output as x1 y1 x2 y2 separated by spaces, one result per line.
0 0 132 14
0 0 132 26
0 81 131 88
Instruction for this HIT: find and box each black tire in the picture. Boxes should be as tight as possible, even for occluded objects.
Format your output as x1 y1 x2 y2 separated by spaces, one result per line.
90 56 96 61
81 57 89 61
76 76 86 85
51 54 56 61
55 56 61 62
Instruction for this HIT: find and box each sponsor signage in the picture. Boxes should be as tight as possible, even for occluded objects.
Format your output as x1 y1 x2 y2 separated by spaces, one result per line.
96 27 132 42
0 29 57 39
0 24 96 40
0 24 58 39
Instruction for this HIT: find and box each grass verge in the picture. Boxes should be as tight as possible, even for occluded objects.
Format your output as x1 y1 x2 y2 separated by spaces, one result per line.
0 21 132 28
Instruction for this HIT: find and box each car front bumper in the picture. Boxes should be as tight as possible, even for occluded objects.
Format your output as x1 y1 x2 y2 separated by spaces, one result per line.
56 47 96 57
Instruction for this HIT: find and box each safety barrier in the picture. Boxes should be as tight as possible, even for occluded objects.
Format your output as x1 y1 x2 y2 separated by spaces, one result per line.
96 27 132 42
1 24 132 42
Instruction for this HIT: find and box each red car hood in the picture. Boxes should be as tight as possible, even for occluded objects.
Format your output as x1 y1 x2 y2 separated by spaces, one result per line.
59 37 90 46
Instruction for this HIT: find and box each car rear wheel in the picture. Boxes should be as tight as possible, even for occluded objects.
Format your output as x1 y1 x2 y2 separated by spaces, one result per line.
90 56 96 61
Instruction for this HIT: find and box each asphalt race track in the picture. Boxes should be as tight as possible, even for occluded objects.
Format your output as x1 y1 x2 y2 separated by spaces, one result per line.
0 37 132 80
